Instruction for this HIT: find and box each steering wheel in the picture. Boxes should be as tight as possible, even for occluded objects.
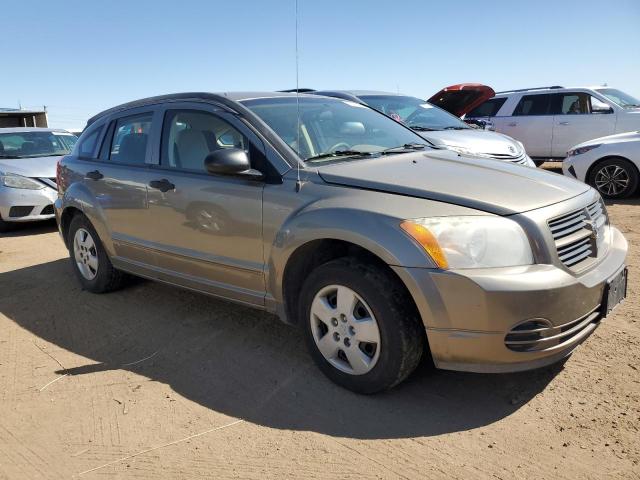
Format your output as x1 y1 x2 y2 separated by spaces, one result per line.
327 142 351 153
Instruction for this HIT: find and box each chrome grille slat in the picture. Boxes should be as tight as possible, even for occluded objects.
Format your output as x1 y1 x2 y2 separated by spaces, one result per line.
547 200 607 270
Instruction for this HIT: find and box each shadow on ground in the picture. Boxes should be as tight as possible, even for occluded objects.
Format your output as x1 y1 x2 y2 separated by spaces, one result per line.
0 219 58 237
0 258 563 440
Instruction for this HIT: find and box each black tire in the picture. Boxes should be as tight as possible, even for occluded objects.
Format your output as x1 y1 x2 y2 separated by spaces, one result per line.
67 214 127 293
299 257 426 394
588 157 639 199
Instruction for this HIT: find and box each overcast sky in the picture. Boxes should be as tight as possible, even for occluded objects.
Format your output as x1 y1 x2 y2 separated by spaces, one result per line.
2 0 639 129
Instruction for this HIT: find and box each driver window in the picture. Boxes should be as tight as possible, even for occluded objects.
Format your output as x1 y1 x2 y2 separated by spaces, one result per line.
161 110 248 172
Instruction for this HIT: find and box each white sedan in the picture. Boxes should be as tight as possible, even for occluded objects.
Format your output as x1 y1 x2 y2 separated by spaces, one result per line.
563 131 640 198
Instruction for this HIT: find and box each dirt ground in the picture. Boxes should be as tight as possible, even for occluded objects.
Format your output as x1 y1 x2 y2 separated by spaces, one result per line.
1 166 639 479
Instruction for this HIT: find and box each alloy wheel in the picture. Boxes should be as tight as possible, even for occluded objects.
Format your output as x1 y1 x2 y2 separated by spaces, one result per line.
309 285 381 375
594 164 630 197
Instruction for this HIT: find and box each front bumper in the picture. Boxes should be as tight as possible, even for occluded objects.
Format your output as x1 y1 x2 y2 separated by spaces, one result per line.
393 226 628 373
0 185 57 223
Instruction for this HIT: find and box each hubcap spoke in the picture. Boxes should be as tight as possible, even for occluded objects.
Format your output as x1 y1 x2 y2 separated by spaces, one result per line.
316 333 339 360
73 228 98 280
310 296 335 325
336 286 357 317
353 318 380 344
343 346 372 375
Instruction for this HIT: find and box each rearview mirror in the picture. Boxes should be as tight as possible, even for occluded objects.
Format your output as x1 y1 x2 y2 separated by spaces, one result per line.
204 148 263 179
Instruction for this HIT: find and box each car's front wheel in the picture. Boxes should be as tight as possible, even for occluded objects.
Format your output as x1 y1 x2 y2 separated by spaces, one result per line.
300 258 426 394
68 214 127 293
588 157 639 199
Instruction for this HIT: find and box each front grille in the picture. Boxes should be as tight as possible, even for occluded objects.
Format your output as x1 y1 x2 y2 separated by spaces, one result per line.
9 206 34 218
505 306 601 352
487 152 528 165
41 205 54 215
548 200 607 269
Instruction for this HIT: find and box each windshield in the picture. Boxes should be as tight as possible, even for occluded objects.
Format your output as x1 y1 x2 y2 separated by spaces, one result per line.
359 95 471 131
0 131 78 158
595 88 640 108
242 97 429 162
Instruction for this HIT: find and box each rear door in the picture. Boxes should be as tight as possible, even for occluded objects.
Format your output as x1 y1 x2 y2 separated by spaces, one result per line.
75 107 160 265
143 103 267 306
495 93 554 157
550 92 617 157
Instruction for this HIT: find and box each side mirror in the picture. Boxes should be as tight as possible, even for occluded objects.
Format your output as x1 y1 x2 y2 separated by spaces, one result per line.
592 105 614 114
204 148 263 180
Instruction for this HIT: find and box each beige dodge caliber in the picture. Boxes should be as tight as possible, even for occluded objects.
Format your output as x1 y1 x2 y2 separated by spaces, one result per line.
55 92 628 393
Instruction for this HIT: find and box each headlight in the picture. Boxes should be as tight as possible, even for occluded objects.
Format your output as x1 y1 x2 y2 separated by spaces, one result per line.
567 144 601 157
0 173 45 190
400 216 533 269
444 145 491 158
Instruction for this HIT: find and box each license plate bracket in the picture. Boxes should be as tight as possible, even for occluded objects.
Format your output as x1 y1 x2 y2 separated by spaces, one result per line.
601 267 628 317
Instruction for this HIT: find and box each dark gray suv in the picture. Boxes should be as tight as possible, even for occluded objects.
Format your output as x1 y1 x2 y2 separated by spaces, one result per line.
55 92 628 393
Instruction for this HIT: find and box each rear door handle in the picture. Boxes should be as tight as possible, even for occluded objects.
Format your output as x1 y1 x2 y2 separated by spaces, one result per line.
507 122 518 127
85 170 103 181
558 121 569 125
149 179 175 192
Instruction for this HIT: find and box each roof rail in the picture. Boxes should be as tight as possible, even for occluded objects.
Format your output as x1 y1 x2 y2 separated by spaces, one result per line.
278 88 316 93
496 85 564 94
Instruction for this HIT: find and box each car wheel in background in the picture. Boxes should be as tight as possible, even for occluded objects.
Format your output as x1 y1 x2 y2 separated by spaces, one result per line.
300 257 426 394
588 157 639 199
68 214 127 293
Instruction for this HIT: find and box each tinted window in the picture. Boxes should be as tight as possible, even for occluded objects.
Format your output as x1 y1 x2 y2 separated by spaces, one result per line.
466 98 507 117
551 93 589 115
161 110 248 172
513 94 552 116
110 113 152 164
77 127 103 158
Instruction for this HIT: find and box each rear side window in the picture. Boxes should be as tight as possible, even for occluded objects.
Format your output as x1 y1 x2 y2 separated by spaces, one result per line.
77 126 103 158
110 113 152 165
513 94 552 116
466 98 507 117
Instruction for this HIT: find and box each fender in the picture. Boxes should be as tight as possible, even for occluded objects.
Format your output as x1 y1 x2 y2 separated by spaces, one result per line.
59 181 116 256
265 200 438 321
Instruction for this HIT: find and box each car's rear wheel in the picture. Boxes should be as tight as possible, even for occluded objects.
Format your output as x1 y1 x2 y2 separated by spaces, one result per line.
588 157 639 199
300 258 426 394
68 214 127 293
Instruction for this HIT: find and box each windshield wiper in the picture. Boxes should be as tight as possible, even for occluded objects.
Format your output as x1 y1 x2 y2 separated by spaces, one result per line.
443 126 467 130
381 143 427 154
0 155 21 159
409 125 440 131
306 150 373 162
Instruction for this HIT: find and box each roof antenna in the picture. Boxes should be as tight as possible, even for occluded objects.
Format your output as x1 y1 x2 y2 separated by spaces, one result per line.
294 0 303 193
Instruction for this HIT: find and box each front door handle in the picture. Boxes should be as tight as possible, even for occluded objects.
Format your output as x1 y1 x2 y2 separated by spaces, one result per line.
507 122 518 127
558 121 569 125
149 179 175 192
85 170 103 181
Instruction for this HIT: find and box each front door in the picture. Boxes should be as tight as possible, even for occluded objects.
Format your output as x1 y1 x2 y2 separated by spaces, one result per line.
144 106 266 306
551 92 617 157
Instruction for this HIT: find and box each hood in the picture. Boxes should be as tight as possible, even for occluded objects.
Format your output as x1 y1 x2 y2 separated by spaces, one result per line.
573 130 640 149
427 84 495 117
316 150 589 215
0 155 61 178
416 129 523 157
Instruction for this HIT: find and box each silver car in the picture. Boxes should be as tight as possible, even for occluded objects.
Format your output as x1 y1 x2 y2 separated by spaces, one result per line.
55 92 628 393
0 127 77 232
307 90 536 167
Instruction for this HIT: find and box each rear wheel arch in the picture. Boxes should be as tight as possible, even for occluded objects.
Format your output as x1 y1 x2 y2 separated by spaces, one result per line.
60 206 83 248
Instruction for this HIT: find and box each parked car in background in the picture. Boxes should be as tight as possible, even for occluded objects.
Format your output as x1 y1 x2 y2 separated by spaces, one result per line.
55 92 627 393
466 86 640 166
294 89 535 167
563 131 640 198
0 127 77 231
